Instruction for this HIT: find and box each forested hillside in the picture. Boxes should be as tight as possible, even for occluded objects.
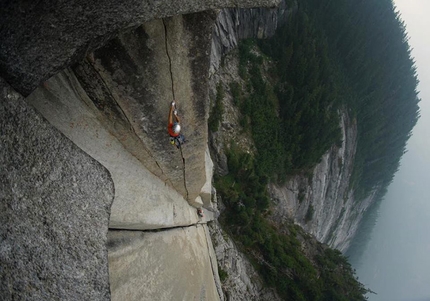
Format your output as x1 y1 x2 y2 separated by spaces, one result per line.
301 0 420 200
211 0 419 299
258 0 420 200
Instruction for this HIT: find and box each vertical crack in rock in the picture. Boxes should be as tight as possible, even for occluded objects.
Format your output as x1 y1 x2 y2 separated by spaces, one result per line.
180 145 189 200
163 19 176 101
163 18 189 201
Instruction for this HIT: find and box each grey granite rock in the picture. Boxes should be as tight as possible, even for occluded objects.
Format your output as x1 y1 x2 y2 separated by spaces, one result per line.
108 225 221 301
28 12 216 216
26 68 200 230
269 112 376 252
74 13 215 204
210 0 295 74
0 78 114 301
0 0 280 96
209 221 282 301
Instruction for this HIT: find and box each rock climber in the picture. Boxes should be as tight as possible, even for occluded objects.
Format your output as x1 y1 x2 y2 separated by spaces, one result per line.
168 101 186 148
168 101 180 136
197 208 204 218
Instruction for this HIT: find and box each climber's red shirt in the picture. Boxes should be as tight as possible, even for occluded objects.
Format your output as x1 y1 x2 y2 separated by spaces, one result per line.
168 123 179 137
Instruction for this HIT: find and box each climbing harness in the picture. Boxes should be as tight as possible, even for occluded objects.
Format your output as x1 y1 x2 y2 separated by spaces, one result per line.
170 133 186 149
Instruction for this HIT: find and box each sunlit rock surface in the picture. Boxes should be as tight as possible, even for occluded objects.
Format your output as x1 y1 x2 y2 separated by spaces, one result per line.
26 69 200 230
108 225 222 301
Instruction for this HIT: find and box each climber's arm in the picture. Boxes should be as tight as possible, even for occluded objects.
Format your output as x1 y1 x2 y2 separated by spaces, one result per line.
168 103 174 124
174 112 180 123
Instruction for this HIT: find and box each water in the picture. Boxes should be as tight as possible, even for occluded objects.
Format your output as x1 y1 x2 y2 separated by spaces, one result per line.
350 145 430 301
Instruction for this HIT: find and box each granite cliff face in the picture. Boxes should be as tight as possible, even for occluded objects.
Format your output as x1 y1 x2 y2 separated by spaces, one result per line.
210 2 295 74
1 0 374 299
0 1 280 300
209 0 375 255
24 14 222 299
269 112 372 252
27 13 214 220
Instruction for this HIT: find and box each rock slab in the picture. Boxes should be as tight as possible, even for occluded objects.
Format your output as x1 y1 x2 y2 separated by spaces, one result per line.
28 13 216 212
26 69 200 230
0 78 114 300
108 225 221 301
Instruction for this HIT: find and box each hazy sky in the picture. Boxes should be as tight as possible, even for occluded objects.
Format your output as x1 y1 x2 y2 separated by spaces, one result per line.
354 1 430 301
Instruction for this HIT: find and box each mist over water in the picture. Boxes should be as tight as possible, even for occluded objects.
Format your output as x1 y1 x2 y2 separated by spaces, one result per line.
350 71 430 301
348 1 430 300
351 144 430 301
350 80 430 300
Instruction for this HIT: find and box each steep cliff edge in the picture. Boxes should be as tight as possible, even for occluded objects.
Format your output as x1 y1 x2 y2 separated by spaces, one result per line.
269 112 371 251
23 11 222 301
207 5 374 298
209 1 376 253
210 2 294 75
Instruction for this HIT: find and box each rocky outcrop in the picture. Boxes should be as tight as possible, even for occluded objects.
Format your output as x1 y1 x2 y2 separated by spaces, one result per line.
0 78 114 300
0 0 280 96
210 1 295 74
209 222 282 301
206 47 284 300
269 112 372 251
108 225 222 301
